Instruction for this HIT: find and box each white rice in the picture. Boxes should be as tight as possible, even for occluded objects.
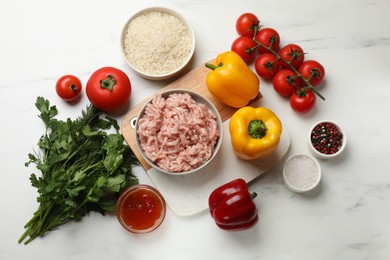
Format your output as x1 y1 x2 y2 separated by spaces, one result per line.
123 11 192 75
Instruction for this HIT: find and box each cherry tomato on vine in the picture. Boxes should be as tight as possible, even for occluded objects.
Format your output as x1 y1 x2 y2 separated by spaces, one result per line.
255 28 280 54
235 13 260 38
290 90 316 113
231 36 257 63
255 53 281 80
55 75 82 101
278 44 305 69
298 60 325 87
272 70 300 97
86 67 131 112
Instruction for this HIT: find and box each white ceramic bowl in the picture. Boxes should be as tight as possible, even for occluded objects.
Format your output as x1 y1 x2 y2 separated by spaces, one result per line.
121 7 196 80
283 154 322 193
135 89 223 175
308 120 347 159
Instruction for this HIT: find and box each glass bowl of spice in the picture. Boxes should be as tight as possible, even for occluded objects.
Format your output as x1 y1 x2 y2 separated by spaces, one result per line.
121 7 195 80
283 154 322 193
308 120 347 159
116 184 166 234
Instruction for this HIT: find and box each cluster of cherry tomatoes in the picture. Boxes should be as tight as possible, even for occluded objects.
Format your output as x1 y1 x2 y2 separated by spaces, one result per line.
232 13 325 113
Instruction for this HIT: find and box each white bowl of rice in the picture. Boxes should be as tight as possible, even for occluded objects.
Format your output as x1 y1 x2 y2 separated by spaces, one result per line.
135 89 223 175
121 7 196 80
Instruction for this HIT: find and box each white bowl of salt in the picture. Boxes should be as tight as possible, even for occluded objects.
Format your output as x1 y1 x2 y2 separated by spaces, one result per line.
283 154 321 193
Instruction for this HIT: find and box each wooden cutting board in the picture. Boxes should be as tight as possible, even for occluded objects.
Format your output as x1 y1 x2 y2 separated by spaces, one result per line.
121 62 290 216
121 62 261 170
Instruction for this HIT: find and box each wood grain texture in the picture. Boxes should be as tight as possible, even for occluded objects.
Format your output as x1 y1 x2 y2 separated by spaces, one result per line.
121 62 261 170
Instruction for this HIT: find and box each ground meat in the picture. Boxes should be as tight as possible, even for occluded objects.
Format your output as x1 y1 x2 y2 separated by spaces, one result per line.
137 93 220 173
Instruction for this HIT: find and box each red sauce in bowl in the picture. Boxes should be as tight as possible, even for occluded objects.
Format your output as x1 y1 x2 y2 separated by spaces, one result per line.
116 185 166 234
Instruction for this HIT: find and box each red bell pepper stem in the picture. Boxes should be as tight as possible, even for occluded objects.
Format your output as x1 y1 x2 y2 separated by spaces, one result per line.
251 192 257 199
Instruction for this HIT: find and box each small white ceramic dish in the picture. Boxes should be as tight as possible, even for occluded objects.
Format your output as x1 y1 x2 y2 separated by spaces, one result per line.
120 7 196 80
308 120 346 159
283 154 322 193
135 89 223 175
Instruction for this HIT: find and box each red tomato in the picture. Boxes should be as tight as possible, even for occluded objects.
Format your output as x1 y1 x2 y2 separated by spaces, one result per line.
290 90 316 113
86 67 131 112
231 36 257 63
254 53 281 80
235 13 260 38
55 75 82 101
278 44 305 69
272 70 300 97
298 60 325 87
255 28 280 54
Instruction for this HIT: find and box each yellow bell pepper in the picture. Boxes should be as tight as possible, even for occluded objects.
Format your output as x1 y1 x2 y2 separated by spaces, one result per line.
229 106 282 160
205 51 260 108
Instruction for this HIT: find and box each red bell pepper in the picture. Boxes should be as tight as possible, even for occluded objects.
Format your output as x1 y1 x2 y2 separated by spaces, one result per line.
208 178 258 231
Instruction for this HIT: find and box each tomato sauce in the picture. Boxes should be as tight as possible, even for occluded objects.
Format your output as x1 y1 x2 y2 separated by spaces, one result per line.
118 186 165 232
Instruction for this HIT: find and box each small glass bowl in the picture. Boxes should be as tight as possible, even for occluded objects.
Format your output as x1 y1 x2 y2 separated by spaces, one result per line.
116 184 166 234
283 154 322 193
308 120 347 159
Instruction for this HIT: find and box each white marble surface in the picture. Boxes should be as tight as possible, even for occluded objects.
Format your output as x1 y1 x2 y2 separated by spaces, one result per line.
1 0 390 259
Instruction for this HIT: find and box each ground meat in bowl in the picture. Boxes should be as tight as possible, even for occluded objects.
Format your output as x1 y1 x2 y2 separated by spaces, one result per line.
137 92 220 173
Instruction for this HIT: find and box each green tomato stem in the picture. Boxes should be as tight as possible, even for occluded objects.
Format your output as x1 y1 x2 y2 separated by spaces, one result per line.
70 83 79 92
100 75 117 92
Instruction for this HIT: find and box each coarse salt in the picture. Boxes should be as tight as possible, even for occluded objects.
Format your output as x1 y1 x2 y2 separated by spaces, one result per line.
283 154 320 190
123 11 192 75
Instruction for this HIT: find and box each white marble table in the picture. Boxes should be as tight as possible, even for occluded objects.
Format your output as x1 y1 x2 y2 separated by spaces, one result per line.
1 0 390 259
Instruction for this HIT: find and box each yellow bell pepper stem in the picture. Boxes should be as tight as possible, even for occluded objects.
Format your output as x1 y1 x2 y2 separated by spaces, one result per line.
205 51 260 108
248 119 268 139
229 106 282 160
205 62 222 70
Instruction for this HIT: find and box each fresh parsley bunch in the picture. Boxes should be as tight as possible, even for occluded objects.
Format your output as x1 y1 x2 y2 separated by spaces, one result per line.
19 97 139 244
